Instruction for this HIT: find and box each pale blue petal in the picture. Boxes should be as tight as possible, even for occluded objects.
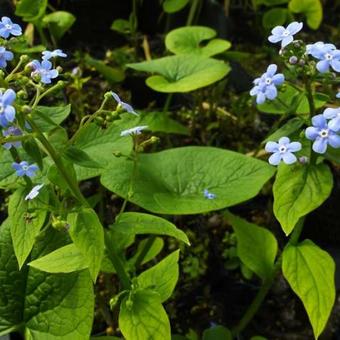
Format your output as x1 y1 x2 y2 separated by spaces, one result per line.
268 152 282 165
278 136 290 145
312 114 327 128
316 60 330 73
271 26 285 36
305 127 319 140
272 73 284 85
330 59 340 72
282 152 297 164
287 142 302 152
256 92 266 104
265 141 279 152
328 117 340 132
2 89 16 105
281 35 293 48
287 22 303 35
268 35 282 43
266 64 277 77
312 137 328 154
265 85 277 100
323 107 339 119
328 133 340 148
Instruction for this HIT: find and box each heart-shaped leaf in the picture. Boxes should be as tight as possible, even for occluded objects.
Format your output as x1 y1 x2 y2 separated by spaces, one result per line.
127 55 230 93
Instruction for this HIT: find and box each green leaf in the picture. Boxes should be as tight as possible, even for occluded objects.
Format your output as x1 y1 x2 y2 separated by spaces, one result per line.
289 0 322 29
73 122 133 180
101 146 275 214
262 8 288 29
111 19 131 34
263 117 304 143
8 187 48 268
114 111 189 135
137 250 180 302
15 0 47 21
165 26 231 56
224 211 277 280
324 147 340 164
85 55 125 84
273 163 333 235
127 55 230 93
119 290 171 340
0 220 94 338
163 0 190 13
28 244 88 273
202 325 232 340
113 212 190 244
67 208 104 281
282 240 335 338
257 85 328 115
63 146 102 169
33 105 71 132
129 237 164 267
42 11 76 40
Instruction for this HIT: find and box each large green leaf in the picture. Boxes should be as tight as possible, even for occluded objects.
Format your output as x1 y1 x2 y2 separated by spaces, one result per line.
165 26 231 57
0 220 94 339
8 187 48 268
73 122 133 180
224 211 277 280
273 163 333 235
289 0 322 30
119 290 170 340
101 146 275 214
67 208 104 281
137 250 180 302
163 0 190 13
127 55 230 93
262 8 288 29
28 244 88 273
113 212 190 244
42 11 76 40
282 240 335 339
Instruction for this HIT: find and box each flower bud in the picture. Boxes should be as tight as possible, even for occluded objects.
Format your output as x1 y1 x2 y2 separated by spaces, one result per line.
289 56 298 65
299 156 308 164
17 90 27 99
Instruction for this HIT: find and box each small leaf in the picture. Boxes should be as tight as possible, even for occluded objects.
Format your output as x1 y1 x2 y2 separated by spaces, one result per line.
202 325 232 340
85 55 125 84
163 0 190 13
165 26 231 56
33 105 71 132
15 0 47 21
273 163 333 235
225 211 277 280
113 212 190 244
9 187 48 268
111 19 131 34
63 146 102 169
28 244 88 273
42 11 76 40
264 117 304 143
289 0 322 29
137 250 180 302
129 237 164 267
127 55 230 93
282 240 335 338
119 290 171 340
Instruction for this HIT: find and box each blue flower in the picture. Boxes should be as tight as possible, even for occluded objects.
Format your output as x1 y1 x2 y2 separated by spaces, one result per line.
305 114 340 153
0 17 22 39
25 184 44 200
12 161 38 177
112 92 138 115
30 60 59 84
306 42 340 73
0 89 16 127
336 91 340 99
203 189 216 200
120 125 148 136
0 47 13 68
268 22 303 48
2 126 22 149
323 107 340 132
265 137 302 165
42 49 67 60
250 64 284 104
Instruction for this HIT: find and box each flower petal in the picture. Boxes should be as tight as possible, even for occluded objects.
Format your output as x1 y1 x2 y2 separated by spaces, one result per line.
305 126 319 140
265 141 279 153
268 152 282 165
312 114 327 128
316 60 330 73
287 141 302 152
323 107 339 119
286 22 303 35
328 133 340 148
282 152 297 164
265 85 277 100
278 136 290 145
2 89 16 105
328 117 340 132
272 73 284 85
330 59 340 72
266 64 277 77
312 137 328 154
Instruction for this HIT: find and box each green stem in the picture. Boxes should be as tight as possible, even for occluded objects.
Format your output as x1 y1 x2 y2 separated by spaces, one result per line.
186 0 200 26
163 93 173 113
233 217 305 335
104 233 131 290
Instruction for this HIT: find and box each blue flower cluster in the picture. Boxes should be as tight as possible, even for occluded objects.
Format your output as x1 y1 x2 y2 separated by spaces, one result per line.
250 64 284 104
306 42 340 73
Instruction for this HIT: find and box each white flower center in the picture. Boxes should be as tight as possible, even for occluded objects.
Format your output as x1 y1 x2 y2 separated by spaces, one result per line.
319 129 329 138
325 53 333 61
279 145 287 153
5 24 12 30
282 29 290 37
265 77 272 85
22 165 29 171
